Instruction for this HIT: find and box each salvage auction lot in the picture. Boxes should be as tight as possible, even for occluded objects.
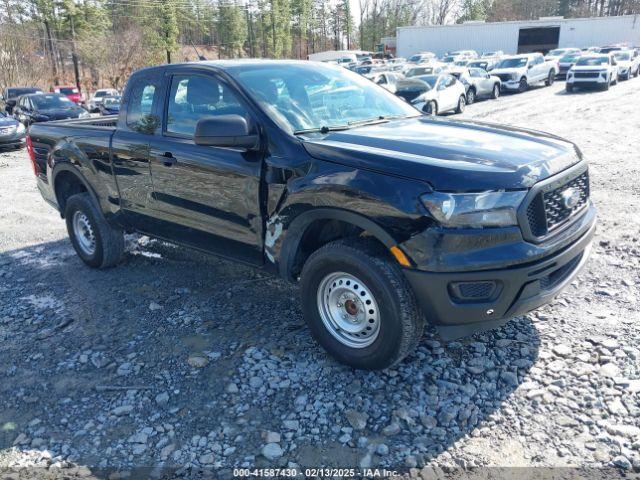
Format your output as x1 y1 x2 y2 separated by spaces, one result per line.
1 79 639 475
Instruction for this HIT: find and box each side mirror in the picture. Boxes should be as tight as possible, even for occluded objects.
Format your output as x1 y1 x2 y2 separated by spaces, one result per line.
527 64 534 70
194 115 258 149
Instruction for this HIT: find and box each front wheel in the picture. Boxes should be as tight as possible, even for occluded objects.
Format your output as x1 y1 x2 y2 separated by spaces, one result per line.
518 77 528 93
300 239 425 370
423 100 437 116
455 95 466 114
545 70 555 86
566 84 574 93
65 193 124 268
491 83 500 99
466 88 476 105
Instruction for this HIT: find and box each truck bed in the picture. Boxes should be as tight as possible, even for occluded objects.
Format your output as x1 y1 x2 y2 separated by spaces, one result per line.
41 115 118 129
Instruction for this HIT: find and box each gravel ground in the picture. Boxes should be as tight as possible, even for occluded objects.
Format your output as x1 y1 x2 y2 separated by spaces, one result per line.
0 78 639 479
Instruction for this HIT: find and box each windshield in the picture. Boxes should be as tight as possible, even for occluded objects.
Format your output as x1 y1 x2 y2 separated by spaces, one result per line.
406 67 433 77
59 87 79 94
469 62 488 70
576 56 609 66
95 91 111 97
442 56 456 63
103 97 121 107
496 57 527 68
7 88 41 98
234 63 418 134
31 94 75 109
408 55 422 62
560 53 581 62
548 49 567 56
355 66 371 74
613 51 631 61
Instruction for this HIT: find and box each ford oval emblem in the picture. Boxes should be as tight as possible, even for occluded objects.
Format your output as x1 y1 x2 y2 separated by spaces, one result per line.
561 187 581 209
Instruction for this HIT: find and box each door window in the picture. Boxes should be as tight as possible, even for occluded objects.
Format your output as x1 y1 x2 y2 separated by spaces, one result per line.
166 74 249 137
127 78 161 134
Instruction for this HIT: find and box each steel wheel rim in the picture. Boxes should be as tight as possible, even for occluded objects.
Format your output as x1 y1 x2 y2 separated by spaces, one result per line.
494 85 500 97
459 97 466 111
72 211 96 256
467 90 475 103
317 272 381 348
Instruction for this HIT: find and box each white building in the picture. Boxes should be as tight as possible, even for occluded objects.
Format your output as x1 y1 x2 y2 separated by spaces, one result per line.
396 14 640 58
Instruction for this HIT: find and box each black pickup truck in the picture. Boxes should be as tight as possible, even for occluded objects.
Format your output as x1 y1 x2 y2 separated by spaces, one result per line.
27 60 596 370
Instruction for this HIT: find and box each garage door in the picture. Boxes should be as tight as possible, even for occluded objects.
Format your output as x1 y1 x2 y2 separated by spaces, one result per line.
518 27 560 54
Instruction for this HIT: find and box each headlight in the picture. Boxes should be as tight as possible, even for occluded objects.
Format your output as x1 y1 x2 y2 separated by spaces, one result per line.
511 73 519 81
421 190 527 228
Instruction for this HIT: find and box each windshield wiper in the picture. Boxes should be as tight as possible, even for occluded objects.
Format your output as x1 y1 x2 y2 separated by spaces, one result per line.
293 125 352 135
348 114 413 127
294 114 413 135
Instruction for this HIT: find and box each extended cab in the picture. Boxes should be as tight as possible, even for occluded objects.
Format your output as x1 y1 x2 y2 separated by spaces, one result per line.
27 61 596 370
492 53 558 93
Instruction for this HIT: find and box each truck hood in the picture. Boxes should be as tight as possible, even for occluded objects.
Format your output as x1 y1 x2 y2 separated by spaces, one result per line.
301 117 581 191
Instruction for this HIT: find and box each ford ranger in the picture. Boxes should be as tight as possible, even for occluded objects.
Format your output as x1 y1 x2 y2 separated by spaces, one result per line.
27 60 596 370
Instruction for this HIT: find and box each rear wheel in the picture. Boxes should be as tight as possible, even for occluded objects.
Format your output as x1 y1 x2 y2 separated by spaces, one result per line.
300 239 424 370
545 70 555 86
518 77 528 93
65 193 124 268
466 88 476 105
491 83 500 99
455 95 466 114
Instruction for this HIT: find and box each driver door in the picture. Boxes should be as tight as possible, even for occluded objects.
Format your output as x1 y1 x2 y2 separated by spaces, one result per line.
438 75 457 111
147 69 264 265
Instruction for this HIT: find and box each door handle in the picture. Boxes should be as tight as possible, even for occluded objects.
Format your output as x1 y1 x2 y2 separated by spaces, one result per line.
160 151 177 167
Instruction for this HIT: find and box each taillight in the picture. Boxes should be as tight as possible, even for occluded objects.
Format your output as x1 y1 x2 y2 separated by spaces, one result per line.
25 134 39 176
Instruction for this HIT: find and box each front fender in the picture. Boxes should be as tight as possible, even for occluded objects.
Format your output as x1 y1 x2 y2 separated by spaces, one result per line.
269 160 432 280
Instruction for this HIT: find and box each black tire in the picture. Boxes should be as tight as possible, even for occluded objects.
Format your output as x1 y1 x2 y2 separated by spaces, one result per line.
466 87 476 105
64 192 124 268
566 84 573 93
300 238 425 370
518 77 528 93
545 70 555 86
455 95 466 114
423 100 437 116
491 83 500 99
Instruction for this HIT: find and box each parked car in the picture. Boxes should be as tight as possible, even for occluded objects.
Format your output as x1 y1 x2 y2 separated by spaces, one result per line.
545 47 581 61
557 52 583 79
492 53 557 93
27 60 595 370
566 54 619 92
367 72 403 94
481 50 504 58
404 64 446 78
467 59 499 72
1 87 43 114
0 110 26 149
450 67 501 104
97 96 122 115
407 52 436 64
88 88 119 112
448 50 478 60
401 73 467 115
13 93 90 126
599 45 626 54
612 50 640 80
53 86 83 104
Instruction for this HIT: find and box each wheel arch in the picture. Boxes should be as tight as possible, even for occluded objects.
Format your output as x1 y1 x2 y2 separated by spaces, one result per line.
52 164 100 218
278 208 398 282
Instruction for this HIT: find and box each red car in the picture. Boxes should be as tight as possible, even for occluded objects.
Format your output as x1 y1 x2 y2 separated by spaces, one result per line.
53 86 83 104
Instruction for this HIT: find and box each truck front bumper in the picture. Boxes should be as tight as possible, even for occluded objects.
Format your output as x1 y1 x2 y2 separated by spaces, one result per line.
402 209 596 340
500 80 521 91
